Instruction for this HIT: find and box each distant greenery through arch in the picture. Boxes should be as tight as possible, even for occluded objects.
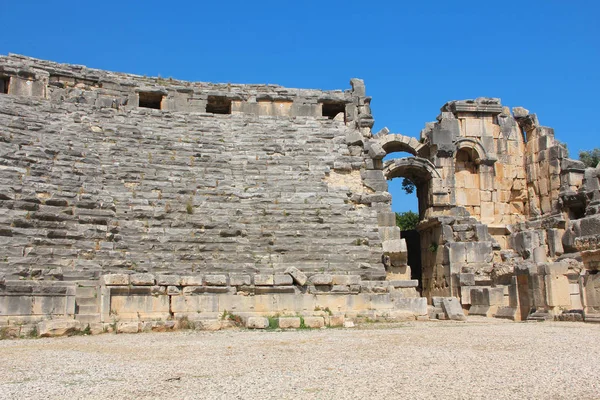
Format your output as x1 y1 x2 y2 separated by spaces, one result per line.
395 211 419 231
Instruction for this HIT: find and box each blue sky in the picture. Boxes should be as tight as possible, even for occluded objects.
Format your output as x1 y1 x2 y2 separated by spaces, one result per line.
1 1 598 212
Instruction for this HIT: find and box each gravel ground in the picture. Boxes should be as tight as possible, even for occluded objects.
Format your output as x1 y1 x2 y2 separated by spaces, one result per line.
0 317 598 400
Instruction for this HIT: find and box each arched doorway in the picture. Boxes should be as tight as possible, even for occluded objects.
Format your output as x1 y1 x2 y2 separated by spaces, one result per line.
382 154 440 292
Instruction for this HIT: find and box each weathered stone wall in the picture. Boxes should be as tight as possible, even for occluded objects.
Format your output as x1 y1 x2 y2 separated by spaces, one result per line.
0 54 391 281
0 54 598 331
0 54 429 331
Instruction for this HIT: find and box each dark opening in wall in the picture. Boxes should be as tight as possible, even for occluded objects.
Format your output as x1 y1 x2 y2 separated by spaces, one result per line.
138 92 163 109
568 206 586 220
321 101 346 120
0 76 9 94
206 96 231 114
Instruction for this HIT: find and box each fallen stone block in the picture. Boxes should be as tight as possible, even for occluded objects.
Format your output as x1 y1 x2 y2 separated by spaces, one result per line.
284 267 307 286
196 320 222 331
343 320 355 328
246 317 269 329
303 316 325 328
327 315 345 327
278 317 301 329
117 322 140 334
441 297 466 321
38 319 82 337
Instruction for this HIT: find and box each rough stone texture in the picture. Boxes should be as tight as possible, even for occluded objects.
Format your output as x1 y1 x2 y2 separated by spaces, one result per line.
303 316 325 328
246 317 269 329
37 319 81 337
278 317 301 329
0 54 598 326
441 297 466 321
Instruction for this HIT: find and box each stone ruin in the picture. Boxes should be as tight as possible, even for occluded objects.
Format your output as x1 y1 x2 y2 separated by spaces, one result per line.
0 54 598 336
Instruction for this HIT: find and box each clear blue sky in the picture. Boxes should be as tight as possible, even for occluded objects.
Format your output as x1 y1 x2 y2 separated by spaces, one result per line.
1 1 598 212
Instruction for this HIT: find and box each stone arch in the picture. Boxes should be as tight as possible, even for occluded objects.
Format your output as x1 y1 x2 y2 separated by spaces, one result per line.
383 156 441 182
378 134 426 157
381 156 441 292
455 138 495 165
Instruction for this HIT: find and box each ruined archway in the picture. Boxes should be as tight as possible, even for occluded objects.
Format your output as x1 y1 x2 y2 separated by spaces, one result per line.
381 156 440 290
383 156 439 219
379 134 426 157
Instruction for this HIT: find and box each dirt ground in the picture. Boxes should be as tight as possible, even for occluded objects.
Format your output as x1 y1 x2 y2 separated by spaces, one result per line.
0 317 598 399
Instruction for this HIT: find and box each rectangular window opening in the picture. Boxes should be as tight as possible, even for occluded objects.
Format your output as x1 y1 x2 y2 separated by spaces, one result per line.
322 101 346 120
0 76 9 94
138 92 163 109
206 96 231 114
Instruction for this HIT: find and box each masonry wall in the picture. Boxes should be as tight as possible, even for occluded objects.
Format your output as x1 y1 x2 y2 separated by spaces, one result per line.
0 55 388 282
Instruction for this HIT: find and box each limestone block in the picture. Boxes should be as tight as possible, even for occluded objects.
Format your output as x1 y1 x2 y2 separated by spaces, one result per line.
541 262 569 276
459 273 475 286
486 288 505 306
274 274 293 286
366 141 386 159
31 296 70 315
466 242 493 264
533 246 547 263
254 274 274 286
393 297 427 316
205 275 227 286
546 229 564 257
441 297 466 321
167 286 181 295
388 280 418 288
181 276 203 286
157 275 181 286
327 315 345 327
448 243 466 264
303 316 325 328
278 317 301 329
545 274 571 307
531 275 547 308
460 286 475 305
131 273 155 286
309 274 333 286
379 226 402 241
246 317 269 329
110 294 170 319
102 274 129 286
183 286 205 295
171 295 218 313
332 275 361 285
38 319 82 337
117 322 140 334
583 273 600 315
284 267 307 286
230 274 251 286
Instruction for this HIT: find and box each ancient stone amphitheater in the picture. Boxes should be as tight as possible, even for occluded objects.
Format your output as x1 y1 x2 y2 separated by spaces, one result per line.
0 54 598 336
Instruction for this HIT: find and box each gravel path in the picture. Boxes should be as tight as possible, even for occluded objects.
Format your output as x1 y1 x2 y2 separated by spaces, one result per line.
0 318 598 399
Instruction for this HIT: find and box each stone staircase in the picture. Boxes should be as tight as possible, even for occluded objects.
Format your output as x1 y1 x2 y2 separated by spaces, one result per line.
74 281 100 325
